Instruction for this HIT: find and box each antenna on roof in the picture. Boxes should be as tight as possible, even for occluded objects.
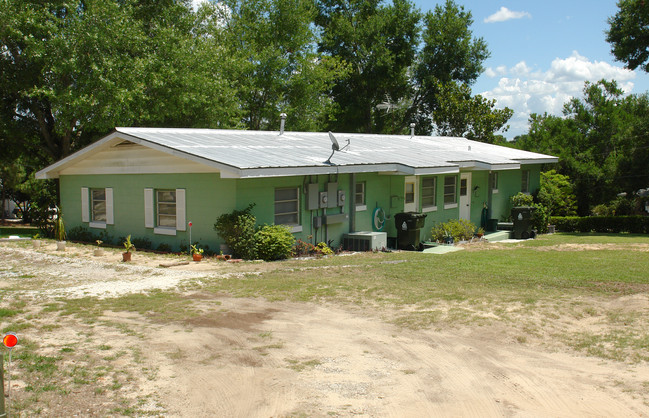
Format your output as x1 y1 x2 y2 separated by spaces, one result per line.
325 131 350 165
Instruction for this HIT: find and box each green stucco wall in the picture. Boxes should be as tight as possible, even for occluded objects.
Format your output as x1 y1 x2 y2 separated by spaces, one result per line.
59 164 542 252
60 173 236 252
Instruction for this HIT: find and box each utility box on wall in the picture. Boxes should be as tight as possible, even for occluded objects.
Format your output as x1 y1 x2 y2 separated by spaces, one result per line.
307 183 320 210
327 182 338 208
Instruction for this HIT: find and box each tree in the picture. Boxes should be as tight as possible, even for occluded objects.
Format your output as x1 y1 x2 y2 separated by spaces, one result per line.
517 80 649 215
538 170 577 217
220 0 346 131
0 0 241 166
316 0 421 133
413 0 494 136
431 81 513 143
606 0 649 72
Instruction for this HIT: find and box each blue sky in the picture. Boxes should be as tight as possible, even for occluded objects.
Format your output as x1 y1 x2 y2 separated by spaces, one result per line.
413 1 647 139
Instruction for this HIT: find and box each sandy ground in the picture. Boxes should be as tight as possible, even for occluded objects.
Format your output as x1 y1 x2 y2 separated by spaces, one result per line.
1 240 649 417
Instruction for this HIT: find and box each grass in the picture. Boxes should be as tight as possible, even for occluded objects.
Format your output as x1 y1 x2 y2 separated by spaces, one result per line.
0 232 648 415
203 238 649 305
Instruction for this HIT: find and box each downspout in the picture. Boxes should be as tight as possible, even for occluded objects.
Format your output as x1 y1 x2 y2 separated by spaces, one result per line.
349 173 356 233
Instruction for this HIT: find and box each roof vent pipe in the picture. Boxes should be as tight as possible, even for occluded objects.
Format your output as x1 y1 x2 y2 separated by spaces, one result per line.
279 113 287 135
410 123 416 137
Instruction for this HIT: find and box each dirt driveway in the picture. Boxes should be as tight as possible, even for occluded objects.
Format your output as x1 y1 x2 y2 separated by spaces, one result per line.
1 241 649 417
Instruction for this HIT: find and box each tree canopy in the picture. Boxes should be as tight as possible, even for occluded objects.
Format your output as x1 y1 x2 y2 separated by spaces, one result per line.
606 0 649 72
1 0 514 212
514 80 649 215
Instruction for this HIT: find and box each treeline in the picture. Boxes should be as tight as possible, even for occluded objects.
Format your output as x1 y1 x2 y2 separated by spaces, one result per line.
513 80 649 217
0 0 512 168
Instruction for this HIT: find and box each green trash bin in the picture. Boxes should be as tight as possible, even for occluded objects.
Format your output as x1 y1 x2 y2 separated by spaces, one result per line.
395 212 428 250
511 206 536 239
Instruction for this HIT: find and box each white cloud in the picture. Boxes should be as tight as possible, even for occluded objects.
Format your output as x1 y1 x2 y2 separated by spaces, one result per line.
480 52 636 138
484 7 531 23
191 0 210 12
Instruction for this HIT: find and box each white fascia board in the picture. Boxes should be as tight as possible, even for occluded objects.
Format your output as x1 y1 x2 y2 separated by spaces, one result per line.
412 166 459 175
232 163 419 178
517 158 559 164
35 132 123 179
449 160 522 171
490 163 521 171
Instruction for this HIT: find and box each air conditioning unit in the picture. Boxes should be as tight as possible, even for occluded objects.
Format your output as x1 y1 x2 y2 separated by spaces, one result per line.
342 231 387 252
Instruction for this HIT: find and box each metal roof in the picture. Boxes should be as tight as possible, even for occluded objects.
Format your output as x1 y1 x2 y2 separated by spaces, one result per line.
36 127 558 179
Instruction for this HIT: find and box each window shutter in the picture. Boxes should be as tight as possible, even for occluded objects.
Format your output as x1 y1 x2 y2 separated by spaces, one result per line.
144 188 154 228
105 188 114 225
81 187 89 222
176 189 186 231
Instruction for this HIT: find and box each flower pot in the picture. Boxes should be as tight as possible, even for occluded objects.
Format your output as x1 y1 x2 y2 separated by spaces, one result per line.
122 252 132 262
56 241 66 251
192 253 203 262
32 240 41 249
216 255 226 261
94 249 104 257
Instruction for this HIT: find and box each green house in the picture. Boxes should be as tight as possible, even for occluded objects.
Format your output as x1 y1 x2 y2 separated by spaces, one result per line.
36 127 557 251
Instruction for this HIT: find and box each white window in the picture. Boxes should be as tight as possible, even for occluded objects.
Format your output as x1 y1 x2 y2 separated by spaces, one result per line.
144 188 186 235
444 176 457 206
157 190 176 228
82 187 113 228
422 177 436 211
91 189 106 222
355 182 366 211
274 187 299 226
521 170 530 194
405 181 415 205
490 172 499 193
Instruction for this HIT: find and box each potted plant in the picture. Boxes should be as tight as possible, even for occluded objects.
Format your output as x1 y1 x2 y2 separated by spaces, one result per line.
54 211 66 251
32 233 41 249
443 230 454 245
476 227 485 239
94 240 104 256
122 235 135 262
190 244 204 262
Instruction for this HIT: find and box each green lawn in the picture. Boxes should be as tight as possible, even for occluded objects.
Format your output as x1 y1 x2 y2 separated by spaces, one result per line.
203 233 649 305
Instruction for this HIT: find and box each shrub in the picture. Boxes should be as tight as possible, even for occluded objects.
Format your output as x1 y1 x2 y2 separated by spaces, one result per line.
531 203 550 234
214 204 257 260
67 226 94 243
538 170 577 216
510 192 533 207
431 219 477 243
156 243 172 253
551 216 649 233
131 236 152 251
254 225 295 261
315 242 334 256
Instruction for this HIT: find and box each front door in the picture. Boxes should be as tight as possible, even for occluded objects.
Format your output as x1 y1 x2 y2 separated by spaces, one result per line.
404 176 418 212
459 172 471 221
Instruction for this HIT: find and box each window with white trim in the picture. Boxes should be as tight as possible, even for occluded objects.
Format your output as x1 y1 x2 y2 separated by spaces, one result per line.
521 170 530 194
422 177 436 209
144 188 186 235
444 175 457 205
157 190 176 228
274 187 299 226
82 187 113 228
405 181 415 204
355 182 365 205
91 189 106 222
490 172 499 193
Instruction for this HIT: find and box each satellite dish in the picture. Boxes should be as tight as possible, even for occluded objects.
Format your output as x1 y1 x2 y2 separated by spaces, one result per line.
325 131 350 165
328 131 340 151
